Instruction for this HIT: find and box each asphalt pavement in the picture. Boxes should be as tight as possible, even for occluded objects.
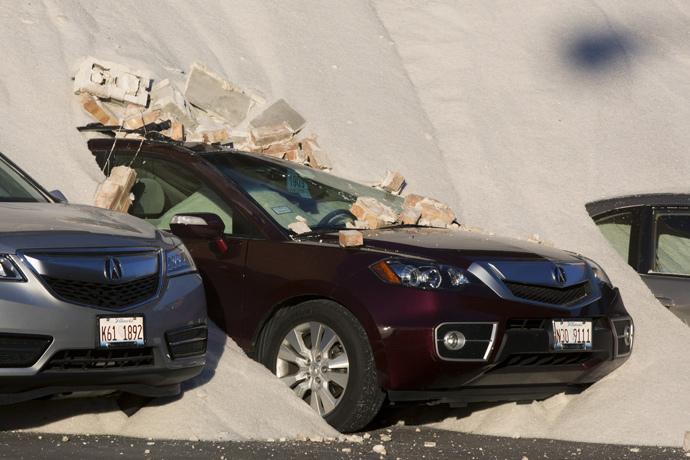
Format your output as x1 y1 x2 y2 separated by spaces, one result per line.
0 425 686 460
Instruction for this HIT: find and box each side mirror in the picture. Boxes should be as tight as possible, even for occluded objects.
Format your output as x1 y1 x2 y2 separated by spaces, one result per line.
49 190 68 203
170 213 231 254
169 213 225 239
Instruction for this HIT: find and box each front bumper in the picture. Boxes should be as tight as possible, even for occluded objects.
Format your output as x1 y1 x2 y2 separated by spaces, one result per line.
373 285 633 404
0 271 207 404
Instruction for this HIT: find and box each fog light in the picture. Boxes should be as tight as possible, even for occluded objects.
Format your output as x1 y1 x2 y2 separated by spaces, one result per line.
443 331 466 351
623 325 633 347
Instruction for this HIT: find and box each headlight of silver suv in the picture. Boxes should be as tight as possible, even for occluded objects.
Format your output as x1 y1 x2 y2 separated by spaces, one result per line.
0 255 24 281
165 244 197 277
371 258 478 291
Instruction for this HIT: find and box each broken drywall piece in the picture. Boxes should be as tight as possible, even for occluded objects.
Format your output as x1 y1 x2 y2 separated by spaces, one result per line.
73 56 150 106
249 98 307 133
150 79 198 130
184 62 252 127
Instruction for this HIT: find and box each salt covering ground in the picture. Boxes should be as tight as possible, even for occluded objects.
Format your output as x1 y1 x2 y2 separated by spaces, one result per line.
1 0 689 447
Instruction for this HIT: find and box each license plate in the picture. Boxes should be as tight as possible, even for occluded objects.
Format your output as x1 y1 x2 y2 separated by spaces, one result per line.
553 320 592 350
98 316 145 347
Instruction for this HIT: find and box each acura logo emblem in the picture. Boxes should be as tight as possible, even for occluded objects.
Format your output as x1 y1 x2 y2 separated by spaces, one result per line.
104 258 123 281
553 266 567 284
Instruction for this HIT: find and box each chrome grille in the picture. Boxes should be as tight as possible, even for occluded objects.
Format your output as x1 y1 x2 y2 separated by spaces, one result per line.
43 274 159 310
503 281 588 307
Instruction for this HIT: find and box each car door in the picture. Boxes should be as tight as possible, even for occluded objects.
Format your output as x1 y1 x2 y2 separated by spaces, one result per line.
640 207 690 324
109 151 257 342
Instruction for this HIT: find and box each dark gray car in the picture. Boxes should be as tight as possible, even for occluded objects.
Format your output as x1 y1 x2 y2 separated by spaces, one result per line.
0 152 207 403
587 193 690 324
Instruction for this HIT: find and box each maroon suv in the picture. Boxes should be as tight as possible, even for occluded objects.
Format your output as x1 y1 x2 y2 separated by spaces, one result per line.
89 137 633 432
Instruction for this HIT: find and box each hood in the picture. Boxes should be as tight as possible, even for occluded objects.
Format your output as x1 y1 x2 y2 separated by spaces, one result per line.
351 227 582 263
0 202 174 252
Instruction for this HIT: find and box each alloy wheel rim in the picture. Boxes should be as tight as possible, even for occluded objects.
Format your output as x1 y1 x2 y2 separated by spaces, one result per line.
275 321 349 416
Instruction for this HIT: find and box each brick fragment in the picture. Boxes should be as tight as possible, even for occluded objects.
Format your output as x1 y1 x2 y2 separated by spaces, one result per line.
339 230 363 247
418 201 455 227
94 166 137 213
263 139 299 156
170 123 184 141
285 149 307 164
350 197 398 229
202 129 228 144
77 92 119 126
123 106 160 130
307 149 332 170
400 206 422 225
403 194 425 208
379 171 405 194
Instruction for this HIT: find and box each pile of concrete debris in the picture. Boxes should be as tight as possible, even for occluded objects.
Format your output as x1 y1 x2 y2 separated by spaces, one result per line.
75 56 467 244
73 56 335 170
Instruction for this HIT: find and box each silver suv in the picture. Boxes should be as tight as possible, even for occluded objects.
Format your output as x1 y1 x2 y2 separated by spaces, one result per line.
0 152 207 403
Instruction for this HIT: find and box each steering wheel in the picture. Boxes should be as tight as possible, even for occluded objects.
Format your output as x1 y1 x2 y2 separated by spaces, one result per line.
315 209 356 228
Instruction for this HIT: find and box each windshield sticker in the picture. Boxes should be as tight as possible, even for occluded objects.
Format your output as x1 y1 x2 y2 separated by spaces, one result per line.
287 170 312 199
272 206 293 215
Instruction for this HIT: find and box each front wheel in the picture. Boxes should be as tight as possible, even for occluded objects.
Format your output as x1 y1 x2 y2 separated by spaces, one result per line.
258 300 385 432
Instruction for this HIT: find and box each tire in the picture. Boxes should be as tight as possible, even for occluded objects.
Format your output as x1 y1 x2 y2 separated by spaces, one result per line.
258 300 385 432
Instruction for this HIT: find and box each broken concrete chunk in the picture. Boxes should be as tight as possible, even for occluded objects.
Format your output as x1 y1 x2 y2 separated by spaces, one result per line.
184 62 252 127
249 98 307 133
77 92 120 126
150 79 198 130
379 171 405 194
288 220 312 234
263 139 300 157
250 122 294 148
339 230 363 247
73 56 150 106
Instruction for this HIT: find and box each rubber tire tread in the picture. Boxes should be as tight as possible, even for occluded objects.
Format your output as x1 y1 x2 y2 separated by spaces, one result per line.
258 300 385 433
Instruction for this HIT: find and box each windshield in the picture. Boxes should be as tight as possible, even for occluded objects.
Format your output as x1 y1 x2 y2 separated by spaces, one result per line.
201 151 404 233
0 155 50 203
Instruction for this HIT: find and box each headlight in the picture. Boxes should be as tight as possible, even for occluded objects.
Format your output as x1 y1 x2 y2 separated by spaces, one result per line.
371 258 476 291
165 244 197 277
584 257 613 288
0 255 24 281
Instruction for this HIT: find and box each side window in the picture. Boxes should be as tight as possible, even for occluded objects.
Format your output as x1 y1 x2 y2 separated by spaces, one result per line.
653 210 690 275
112 154 253 236
594 211 633 265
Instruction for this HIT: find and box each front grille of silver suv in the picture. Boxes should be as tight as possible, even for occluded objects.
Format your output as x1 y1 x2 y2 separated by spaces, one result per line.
21 248 162 311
